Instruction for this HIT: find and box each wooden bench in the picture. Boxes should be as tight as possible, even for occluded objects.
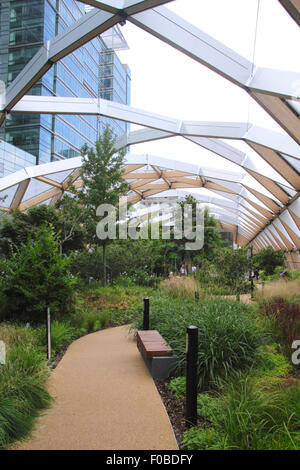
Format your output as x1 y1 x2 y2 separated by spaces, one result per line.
137 330 177 379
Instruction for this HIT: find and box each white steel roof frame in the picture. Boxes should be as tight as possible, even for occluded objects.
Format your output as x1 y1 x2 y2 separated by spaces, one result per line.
0 0 299 251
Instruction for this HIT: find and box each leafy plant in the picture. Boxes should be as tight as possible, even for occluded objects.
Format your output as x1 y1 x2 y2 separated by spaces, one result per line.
168 376 186 398
0 225 76 324
254 247 285 276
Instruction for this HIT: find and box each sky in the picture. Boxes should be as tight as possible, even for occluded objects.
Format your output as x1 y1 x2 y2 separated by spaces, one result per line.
115 0 300 191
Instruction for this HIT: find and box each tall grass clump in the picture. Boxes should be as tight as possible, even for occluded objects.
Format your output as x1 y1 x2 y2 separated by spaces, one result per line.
132 294 268 388
160 276 201 299
255 279 300 303
0 340 52 449
182 375 300 450
255 279 300 357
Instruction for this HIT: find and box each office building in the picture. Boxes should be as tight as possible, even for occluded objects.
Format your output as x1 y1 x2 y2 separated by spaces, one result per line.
0 0 130 175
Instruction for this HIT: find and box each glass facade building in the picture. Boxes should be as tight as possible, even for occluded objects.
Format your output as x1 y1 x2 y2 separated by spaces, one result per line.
0 139 36 178
0 0 131 173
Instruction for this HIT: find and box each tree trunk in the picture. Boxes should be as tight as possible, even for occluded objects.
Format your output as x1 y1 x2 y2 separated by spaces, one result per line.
103 241 107 287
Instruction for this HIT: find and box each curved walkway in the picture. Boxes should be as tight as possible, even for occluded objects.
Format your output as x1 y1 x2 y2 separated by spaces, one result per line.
17 326 178 450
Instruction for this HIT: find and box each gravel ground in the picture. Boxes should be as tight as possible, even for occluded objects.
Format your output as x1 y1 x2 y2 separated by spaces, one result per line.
154 379 187 448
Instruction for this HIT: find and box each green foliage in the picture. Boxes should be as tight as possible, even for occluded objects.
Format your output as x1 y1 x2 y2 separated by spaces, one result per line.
0 204 85 256
182 375 300 450
182 427 223 450
288 270 300 280
259 298 300 358
193 249 252 296
132 294 267 388
0 335 52 449
164 198 222 272
114 270 159 287
214 247 251 297
0 225 76 324
74 125 129 285
168 376 186 398
36 321 78 356
71 241 163 284
254 247 285 276
196 393 222 423
250 345 293 388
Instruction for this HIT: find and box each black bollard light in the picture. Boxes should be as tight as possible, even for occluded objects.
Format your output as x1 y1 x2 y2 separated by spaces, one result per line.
185 325 198 428
250 278 254 300
143 298 150 330
195 291 199 301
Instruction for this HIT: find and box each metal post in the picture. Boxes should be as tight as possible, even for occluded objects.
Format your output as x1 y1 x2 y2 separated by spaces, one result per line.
46 307 51 361
186 325 198 428
195 291 199 301
250 278 254 300
143 298 150 331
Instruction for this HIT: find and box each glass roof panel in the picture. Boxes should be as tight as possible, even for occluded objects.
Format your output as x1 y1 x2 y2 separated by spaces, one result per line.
22 180 54 203
0 184 19 208
45 170 74 183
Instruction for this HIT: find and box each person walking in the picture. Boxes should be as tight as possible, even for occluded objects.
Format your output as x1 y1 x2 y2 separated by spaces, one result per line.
180 264 187 276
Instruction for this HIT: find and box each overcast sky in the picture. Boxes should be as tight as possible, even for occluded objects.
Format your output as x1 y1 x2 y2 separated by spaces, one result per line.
116 0 299 187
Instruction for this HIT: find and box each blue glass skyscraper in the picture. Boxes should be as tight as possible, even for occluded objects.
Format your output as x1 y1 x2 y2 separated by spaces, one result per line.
0 0 131 175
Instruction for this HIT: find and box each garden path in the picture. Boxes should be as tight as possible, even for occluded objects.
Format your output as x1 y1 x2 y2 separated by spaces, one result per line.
16 325 178 450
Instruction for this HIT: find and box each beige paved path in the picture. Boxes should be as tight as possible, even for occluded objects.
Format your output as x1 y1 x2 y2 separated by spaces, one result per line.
16 326 178 450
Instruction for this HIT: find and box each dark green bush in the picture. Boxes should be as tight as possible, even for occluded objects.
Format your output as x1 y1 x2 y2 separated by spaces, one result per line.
0 225 76 324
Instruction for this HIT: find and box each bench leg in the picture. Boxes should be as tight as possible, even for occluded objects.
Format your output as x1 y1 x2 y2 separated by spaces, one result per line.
138 343 178 379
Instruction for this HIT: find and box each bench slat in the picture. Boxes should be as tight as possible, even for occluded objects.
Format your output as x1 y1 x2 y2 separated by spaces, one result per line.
137 330 173 360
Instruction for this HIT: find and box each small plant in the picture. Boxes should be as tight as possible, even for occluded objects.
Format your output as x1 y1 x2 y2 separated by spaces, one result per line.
182 427 224 450
168 376 186 398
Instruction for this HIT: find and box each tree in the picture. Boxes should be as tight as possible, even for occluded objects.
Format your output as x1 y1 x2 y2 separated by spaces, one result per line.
215 247 251 300
253 247 285 276
167 196 222 273
54 195 87 254
0 225 76 324
0 203 86 256
75 125 128 285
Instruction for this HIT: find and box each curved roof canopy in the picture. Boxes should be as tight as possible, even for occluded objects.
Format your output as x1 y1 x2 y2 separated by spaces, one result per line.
0 0 299 253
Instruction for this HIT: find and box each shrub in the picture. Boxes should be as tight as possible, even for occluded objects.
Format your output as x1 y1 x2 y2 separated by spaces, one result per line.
253 247 285 276
0 225 76 324
132 295 267 388
259 298 300 357
36 321 78 356
114 270 159 288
